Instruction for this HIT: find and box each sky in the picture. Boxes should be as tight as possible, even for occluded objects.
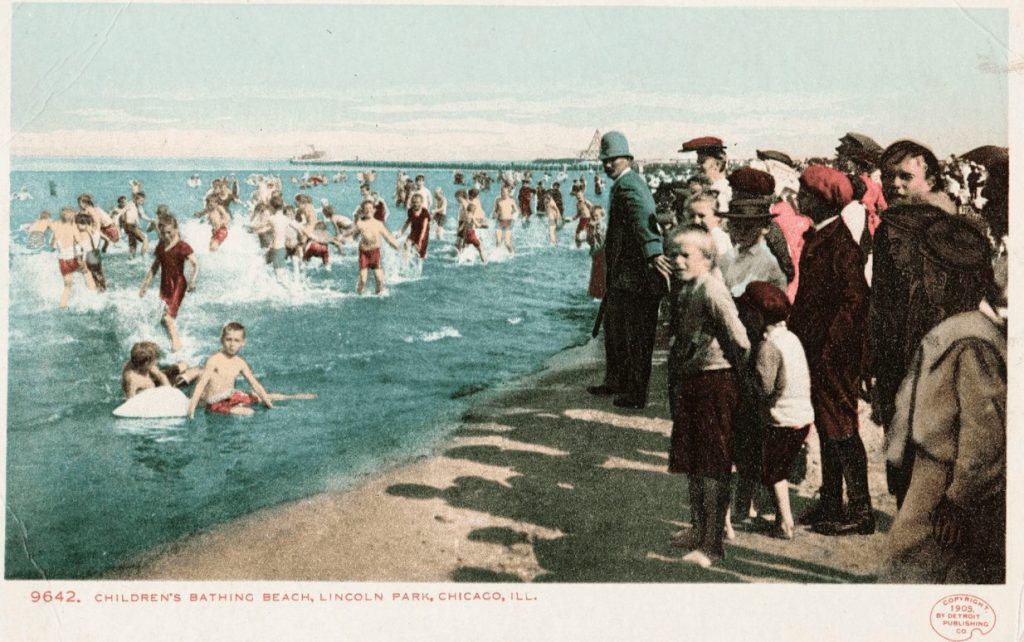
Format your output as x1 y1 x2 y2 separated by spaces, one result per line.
8 3 1012 161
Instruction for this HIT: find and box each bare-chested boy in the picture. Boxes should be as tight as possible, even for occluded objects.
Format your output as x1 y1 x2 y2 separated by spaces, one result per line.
26 210 53 250
492 185 520 254
187 322 316 418
544 192 561 244
468 188 487 227
352 200 400 294
302 222 345 271
572 191 594 248
432 188 448 240
455 191 487 263
52 207 96 307
196 196 231 251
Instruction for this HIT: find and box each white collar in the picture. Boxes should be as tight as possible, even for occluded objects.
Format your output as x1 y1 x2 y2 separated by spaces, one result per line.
814 215 840 231
613 167 632 184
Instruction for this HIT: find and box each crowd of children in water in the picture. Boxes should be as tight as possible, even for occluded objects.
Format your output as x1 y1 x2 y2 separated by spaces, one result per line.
23 168 606 417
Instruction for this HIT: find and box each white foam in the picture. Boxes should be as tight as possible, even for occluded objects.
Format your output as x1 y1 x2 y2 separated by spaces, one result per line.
403 326 462 343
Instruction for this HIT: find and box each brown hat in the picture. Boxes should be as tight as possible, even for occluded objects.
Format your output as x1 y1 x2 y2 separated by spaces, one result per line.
738 281 790 325
725 167 776 217
679 136 726 154
919 216 991 271
756 149 795 168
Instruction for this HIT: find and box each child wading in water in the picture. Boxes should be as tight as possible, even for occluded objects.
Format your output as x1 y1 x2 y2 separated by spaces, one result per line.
139 216 198 353
492 184 520 254
352 200 400 294
454 190 487 263
121 341 202 400
52 207 96 308
736 281 814 540
188 322 316 418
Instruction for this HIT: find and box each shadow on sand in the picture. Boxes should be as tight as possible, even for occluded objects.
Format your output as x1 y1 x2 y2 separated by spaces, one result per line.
386 364 881 584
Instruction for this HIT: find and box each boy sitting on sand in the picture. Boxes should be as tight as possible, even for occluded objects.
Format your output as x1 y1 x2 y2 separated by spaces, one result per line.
122 341 202 400
188 322 316 418
352 200 400 295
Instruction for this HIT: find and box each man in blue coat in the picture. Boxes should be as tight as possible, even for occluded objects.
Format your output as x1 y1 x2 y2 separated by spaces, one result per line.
588 132 671 409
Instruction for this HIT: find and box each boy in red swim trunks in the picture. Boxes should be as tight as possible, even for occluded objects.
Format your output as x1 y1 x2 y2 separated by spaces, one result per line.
572 191 594 248
139 216 199 353
302 222 345 271
196 196 231 251
492 184 520 254
352 200 400 294
52 207 96 308
400 192 431 262
188 321 316 419
454 190 487 263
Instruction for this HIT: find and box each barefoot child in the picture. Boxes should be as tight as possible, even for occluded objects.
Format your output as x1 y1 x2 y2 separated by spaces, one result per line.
26 210 53 250
122 341 202 399
187 322 316 418
121 191 150 257
455 191 487 263
492 184 520 254
544 192 561 244
400 192 431 262
352 200 400 294
52 207 96 308
302 222 345 270
665 225 750 568
736 281 813 540
197 196 231 251
76 213 107 292
432 188 448 240
572 191 594 248
139 216 198 353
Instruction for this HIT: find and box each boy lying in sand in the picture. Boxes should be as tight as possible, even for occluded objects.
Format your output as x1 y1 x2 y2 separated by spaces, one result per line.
188 322 316 418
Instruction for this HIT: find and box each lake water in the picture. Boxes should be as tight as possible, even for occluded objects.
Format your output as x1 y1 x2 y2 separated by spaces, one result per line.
6 160 603 578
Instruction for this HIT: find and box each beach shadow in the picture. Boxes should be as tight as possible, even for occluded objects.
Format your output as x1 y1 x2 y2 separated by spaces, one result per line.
386 352 890 583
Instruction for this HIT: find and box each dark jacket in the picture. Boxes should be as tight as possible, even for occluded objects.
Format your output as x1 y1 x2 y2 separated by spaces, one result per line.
604 170 663 295
789 218 870 440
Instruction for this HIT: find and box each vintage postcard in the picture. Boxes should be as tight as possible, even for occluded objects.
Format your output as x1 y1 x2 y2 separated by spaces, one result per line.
1 0 1021 639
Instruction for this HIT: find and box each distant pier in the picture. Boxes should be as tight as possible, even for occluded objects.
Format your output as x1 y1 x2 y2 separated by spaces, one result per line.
288 159 603 172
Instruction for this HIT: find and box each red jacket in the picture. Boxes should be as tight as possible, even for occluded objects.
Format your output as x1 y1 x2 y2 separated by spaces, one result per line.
789 218 870 440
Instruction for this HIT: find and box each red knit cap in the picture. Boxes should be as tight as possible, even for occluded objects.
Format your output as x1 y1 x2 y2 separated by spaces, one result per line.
738 281 790 325
799 165 853 206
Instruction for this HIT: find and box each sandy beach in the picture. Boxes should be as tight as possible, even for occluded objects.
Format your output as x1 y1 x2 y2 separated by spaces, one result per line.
111 337 897 583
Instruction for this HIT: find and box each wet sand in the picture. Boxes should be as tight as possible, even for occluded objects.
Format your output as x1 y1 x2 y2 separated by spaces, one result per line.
112 339 896 583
